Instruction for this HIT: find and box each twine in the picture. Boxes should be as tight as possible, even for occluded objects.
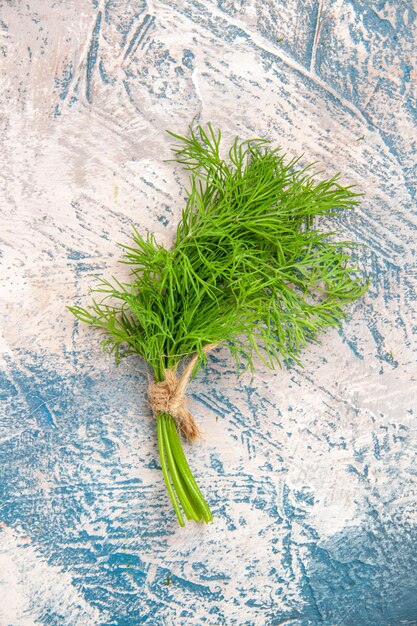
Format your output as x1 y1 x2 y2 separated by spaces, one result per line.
148 344 216 441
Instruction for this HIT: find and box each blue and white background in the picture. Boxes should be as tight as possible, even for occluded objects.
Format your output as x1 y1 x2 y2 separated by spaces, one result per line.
1 1 416 624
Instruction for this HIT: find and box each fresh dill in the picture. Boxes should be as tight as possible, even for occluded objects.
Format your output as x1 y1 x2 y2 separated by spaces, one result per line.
69 124 368 526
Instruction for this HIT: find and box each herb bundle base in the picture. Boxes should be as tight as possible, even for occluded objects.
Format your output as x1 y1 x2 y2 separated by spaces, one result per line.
69 125 367 526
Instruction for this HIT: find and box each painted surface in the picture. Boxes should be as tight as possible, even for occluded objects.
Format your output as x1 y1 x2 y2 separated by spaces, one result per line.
0 1 416 624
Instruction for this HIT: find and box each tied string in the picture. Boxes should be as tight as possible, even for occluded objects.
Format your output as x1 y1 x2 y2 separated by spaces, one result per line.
148 344 216 441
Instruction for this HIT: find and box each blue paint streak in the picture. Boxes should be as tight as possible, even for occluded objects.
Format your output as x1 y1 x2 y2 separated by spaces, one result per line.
156 214 169 227
86 11 102 104
123 14 155 60
99 59 115 85
338 328 365 360
182 49 195 70
55 62 74 101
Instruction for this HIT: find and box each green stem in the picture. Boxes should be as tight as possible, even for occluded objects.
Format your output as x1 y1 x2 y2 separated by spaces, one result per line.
161 417 198 521
166 417 213 522
157 412 212 525
157 414 185 527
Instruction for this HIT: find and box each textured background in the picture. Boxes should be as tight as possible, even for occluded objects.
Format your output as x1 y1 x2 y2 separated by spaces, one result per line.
1 1 417 624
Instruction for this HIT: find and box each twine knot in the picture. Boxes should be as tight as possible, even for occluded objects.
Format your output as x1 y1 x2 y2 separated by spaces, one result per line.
148 344 216 441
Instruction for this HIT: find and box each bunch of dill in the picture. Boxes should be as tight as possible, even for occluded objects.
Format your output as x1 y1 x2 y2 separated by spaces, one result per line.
69 124 367 526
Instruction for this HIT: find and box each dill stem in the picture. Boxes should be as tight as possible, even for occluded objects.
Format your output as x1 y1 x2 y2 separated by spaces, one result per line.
160 415 198 521
166 417 212 522
157 413 185 527
157 412 213 524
